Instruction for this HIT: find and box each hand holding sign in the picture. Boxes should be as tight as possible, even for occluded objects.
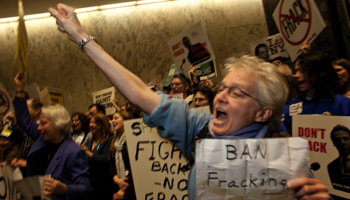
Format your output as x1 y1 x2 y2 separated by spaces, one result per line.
288 177 329 199
196 138 311 199
14 71 25 91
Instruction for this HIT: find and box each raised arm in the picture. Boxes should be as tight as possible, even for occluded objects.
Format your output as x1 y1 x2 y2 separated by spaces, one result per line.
48 4 159 115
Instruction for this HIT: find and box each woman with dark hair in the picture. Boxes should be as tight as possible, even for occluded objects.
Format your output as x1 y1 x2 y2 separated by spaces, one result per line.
109 111 135 200
333 59 350 98
71 112 90 145
194 86 216 112
81 113 115 200
280 53 350 135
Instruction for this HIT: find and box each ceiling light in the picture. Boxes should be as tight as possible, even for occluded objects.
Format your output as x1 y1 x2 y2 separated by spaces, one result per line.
75 6 99 13
99 2 136 10
24 13 50 20
0 17 19 23
137 0 168 5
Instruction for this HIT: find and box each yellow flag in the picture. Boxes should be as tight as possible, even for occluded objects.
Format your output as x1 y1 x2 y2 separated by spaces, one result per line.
15 0 28 76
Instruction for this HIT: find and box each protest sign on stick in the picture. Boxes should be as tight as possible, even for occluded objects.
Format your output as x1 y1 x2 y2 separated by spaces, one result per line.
272 0 326 61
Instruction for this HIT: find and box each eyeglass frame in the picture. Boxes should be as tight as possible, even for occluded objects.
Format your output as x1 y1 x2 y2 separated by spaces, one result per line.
215 83 263 107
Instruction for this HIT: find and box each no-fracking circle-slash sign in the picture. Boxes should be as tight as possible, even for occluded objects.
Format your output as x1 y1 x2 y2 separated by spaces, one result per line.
279 0 311 46
0 90 10 115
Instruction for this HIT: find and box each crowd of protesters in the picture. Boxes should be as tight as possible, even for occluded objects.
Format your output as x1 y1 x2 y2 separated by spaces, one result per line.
3 3 350 200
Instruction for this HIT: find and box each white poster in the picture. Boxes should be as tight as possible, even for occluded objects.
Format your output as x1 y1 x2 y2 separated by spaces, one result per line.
0 165 23 200
273 0 326 61
250 33 290 63
168 21 216 76
124 118 189 200
14 175 51 200
196 138 309 200
92 87 117 116
293 115 350 199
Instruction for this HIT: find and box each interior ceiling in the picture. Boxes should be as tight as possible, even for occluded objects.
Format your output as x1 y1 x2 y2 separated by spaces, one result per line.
0 0 128 18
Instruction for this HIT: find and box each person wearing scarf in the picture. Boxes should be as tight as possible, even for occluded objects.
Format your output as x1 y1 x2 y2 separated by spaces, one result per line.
49 5 330 199
109 111 136 200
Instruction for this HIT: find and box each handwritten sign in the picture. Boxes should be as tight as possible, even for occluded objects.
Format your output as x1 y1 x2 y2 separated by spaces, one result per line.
92 87 117 116
124 118 189 200
272 0 326 61
293 115 350 198
196 138 309 199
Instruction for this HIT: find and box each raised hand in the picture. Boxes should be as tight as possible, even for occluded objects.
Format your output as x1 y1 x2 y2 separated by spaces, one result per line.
48 4 87 43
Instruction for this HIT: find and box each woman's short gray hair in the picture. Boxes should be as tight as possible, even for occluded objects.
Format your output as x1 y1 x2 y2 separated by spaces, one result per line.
41 104 71 135
222 55 289 131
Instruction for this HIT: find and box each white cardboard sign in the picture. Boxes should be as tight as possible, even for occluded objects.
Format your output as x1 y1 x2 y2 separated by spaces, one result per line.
124 118 189 200
92 87 116 116
196 138 309 199
272 0 326 61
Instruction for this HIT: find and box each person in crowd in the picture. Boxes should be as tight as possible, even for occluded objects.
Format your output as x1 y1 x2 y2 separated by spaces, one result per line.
194 86 216 112
49 4 330 199
300 41 311 54
125 99 142 118
71 112 90 145
86 103 114 143
277 64 295 104
332 59 350 98
88 103 106 120
272 58 283 66
81 113 115 200
0 129 20 165
277 64 293 82
109 111 135 200
13 71 92 200
170 73 194 105
280 53 350 135
327 124 350 193
254 43 269 62
110 98 121 112
11 98 42 177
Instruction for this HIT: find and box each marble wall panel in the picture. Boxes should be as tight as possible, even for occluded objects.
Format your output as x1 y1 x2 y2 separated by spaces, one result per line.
0 0 268 114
